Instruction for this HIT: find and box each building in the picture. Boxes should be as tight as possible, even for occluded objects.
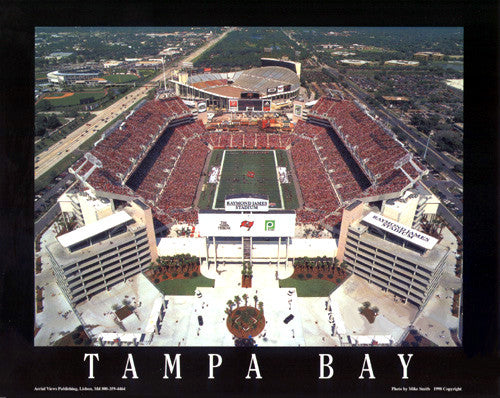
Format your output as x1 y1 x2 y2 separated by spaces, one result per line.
103 60 123 68
384 60 419 66
381 187 440 228
336 201 449 308
340 59 372 66
45 52 73 60
46 199 158 305
47 69 102 85
171 66 300 109
58 188 114 227
414 51 444 60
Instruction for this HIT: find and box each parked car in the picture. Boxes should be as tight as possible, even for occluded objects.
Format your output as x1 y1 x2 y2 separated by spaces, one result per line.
198 315 204 326
283 314 294 324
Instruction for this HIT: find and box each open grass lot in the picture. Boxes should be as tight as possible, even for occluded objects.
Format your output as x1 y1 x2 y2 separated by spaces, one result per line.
154 275 215 295
215 150 282 208
279 278 338 297
104 74 139 83
43 89 107 107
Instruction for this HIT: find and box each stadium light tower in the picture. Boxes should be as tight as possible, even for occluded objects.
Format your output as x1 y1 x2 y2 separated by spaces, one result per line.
423 131 434 160
161 57 167 92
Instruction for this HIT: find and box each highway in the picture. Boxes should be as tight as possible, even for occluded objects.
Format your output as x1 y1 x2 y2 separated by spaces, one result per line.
321 65 463 187
34 27 235 181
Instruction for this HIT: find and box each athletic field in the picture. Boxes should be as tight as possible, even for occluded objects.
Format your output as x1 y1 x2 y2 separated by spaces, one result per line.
198 149 299 210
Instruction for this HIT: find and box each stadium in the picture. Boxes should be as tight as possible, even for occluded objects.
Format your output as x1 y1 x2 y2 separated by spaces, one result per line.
50 87 449 347
69 90 426 255
170 65 300 109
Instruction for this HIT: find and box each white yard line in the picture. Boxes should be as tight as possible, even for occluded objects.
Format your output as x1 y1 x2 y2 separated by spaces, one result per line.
212 150 227 209
273 150 285 210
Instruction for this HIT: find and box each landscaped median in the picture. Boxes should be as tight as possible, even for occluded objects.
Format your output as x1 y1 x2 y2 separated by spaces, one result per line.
144 254 215 295
279 256 350 297
279 278 338 297
154 275 214 296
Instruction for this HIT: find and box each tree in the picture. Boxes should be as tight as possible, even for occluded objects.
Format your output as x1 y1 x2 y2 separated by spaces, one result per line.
362 301 371 309
234 295 241 308
47 114 62 129
242 293 249 307
258 301 264 315
371 306 379 315
253 295 258 308
147 89 156 100
226 300 234 312
36 99 52 112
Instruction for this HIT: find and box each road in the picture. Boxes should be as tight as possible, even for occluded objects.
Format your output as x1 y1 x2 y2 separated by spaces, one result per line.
34 27 235 180
321 65 463 187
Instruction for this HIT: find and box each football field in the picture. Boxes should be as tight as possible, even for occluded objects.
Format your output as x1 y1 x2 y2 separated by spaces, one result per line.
214 150 283 208
197 149 299 211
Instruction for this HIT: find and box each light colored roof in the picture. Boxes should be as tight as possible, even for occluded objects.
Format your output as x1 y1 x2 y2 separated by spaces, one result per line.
362 212 437 250
145 297 164 334
57 211 132 248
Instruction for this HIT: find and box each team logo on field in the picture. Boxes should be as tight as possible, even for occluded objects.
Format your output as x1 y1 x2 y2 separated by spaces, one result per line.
240 221 254 231
265 220 275 231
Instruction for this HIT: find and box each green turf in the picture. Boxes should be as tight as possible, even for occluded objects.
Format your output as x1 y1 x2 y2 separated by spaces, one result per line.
197 149 224 209
104 74 139 83
274 149 299 209
154 275 215 295
279 278 338 297
215 150 282 208
198 148 299 210
44 90 107 107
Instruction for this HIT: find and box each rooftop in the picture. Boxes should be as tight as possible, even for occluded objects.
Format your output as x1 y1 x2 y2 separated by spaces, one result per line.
57 211 133 249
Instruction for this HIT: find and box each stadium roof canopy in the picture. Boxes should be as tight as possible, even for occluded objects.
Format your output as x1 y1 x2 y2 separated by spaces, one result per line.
57 211 132 248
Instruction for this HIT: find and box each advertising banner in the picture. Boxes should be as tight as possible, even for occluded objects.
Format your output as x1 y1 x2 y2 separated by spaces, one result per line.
362 212 438 250
225 197 269 212
263 100 271 112
229 99 238 111
294 104 302 116
198 212 296 237
277 85 284 93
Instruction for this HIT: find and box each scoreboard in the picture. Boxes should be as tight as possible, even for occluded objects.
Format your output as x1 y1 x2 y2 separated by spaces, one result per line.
238 99 263 112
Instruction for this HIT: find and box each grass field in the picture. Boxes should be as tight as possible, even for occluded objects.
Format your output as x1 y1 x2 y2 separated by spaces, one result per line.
279 278 338 297
104 74 139 83
43 90 107 107
154 275 215 295
198 148 299 210
215 150 282 208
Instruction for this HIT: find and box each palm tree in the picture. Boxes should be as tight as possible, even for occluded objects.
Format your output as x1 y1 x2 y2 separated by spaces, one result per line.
258 301 264 315
253 294 258 308
227 300 234 312
371 306 379 315
333 257 339 272
242 293 249 307
362 301 371 309
224 308 231 318
340 261 349 275
234 295 241 308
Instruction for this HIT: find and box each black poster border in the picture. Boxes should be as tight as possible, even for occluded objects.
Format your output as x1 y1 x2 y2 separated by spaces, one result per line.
0 1 498 397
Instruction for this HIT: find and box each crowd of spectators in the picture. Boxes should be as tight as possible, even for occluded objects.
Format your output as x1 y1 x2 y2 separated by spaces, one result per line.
73 95 422 230
291 139 340 224
201 130 295 150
